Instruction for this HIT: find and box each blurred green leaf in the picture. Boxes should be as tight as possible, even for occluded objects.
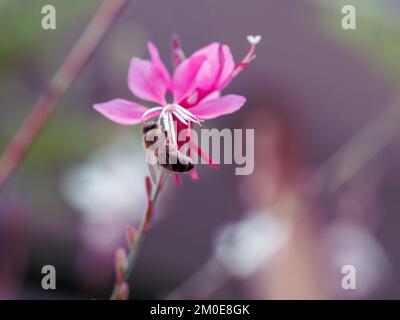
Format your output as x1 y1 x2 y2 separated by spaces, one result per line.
313 0 400 80
0 0 99 73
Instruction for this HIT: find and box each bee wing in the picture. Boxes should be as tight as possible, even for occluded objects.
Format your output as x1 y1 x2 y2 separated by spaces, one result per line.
146 150 159 184
148 163 158 185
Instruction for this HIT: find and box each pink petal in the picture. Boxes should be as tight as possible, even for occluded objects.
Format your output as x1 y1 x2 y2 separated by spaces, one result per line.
93 99 147 125
189 95 246 119
196 59 213 91
193 43 235 92
200 91 221 103
128 58 167 104
181 90 221 109
217 45 235 88
173 55 206 103
193 43 219 92
148 41 172 90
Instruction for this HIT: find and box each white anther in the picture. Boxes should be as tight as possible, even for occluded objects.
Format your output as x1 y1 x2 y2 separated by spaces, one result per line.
246 34 262 45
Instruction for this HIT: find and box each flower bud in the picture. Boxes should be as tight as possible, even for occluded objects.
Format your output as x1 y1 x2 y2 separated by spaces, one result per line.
117 282 130 300
126 224 137 247
115 248 127 284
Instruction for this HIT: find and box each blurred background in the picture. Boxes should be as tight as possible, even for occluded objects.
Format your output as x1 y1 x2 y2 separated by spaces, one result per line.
1 0 400 299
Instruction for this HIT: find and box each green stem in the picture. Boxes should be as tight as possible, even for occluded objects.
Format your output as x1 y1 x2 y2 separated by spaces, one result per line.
110 171 169 300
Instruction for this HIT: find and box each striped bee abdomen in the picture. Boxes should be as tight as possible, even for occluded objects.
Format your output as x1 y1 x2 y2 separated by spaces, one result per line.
159 145 194 173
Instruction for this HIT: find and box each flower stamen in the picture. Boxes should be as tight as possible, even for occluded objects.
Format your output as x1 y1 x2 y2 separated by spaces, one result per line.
172 109 188 125
141 103 203 147
141 106 163 121
167 112 177 146
232 34 262 77
174 104 201 124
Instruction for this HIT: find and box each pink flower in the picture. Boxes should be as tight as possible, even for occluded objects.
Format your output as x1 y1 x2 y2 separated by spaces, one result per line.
93 35 261 180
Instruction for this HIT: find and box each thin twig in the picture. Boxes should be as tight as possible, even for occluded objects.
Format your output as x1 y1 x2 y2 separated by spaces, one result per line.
110 171 169 300
320 99 400 194
0 0 127 191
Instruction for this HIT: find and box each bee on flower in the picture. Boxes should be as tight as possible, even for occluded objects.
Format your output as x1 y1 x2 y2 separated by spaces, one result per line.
93 34 261 183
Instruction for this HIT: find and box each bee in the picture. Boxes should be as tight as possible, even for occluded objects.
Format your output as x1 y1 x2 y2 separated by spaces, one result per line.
142 121 194 183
